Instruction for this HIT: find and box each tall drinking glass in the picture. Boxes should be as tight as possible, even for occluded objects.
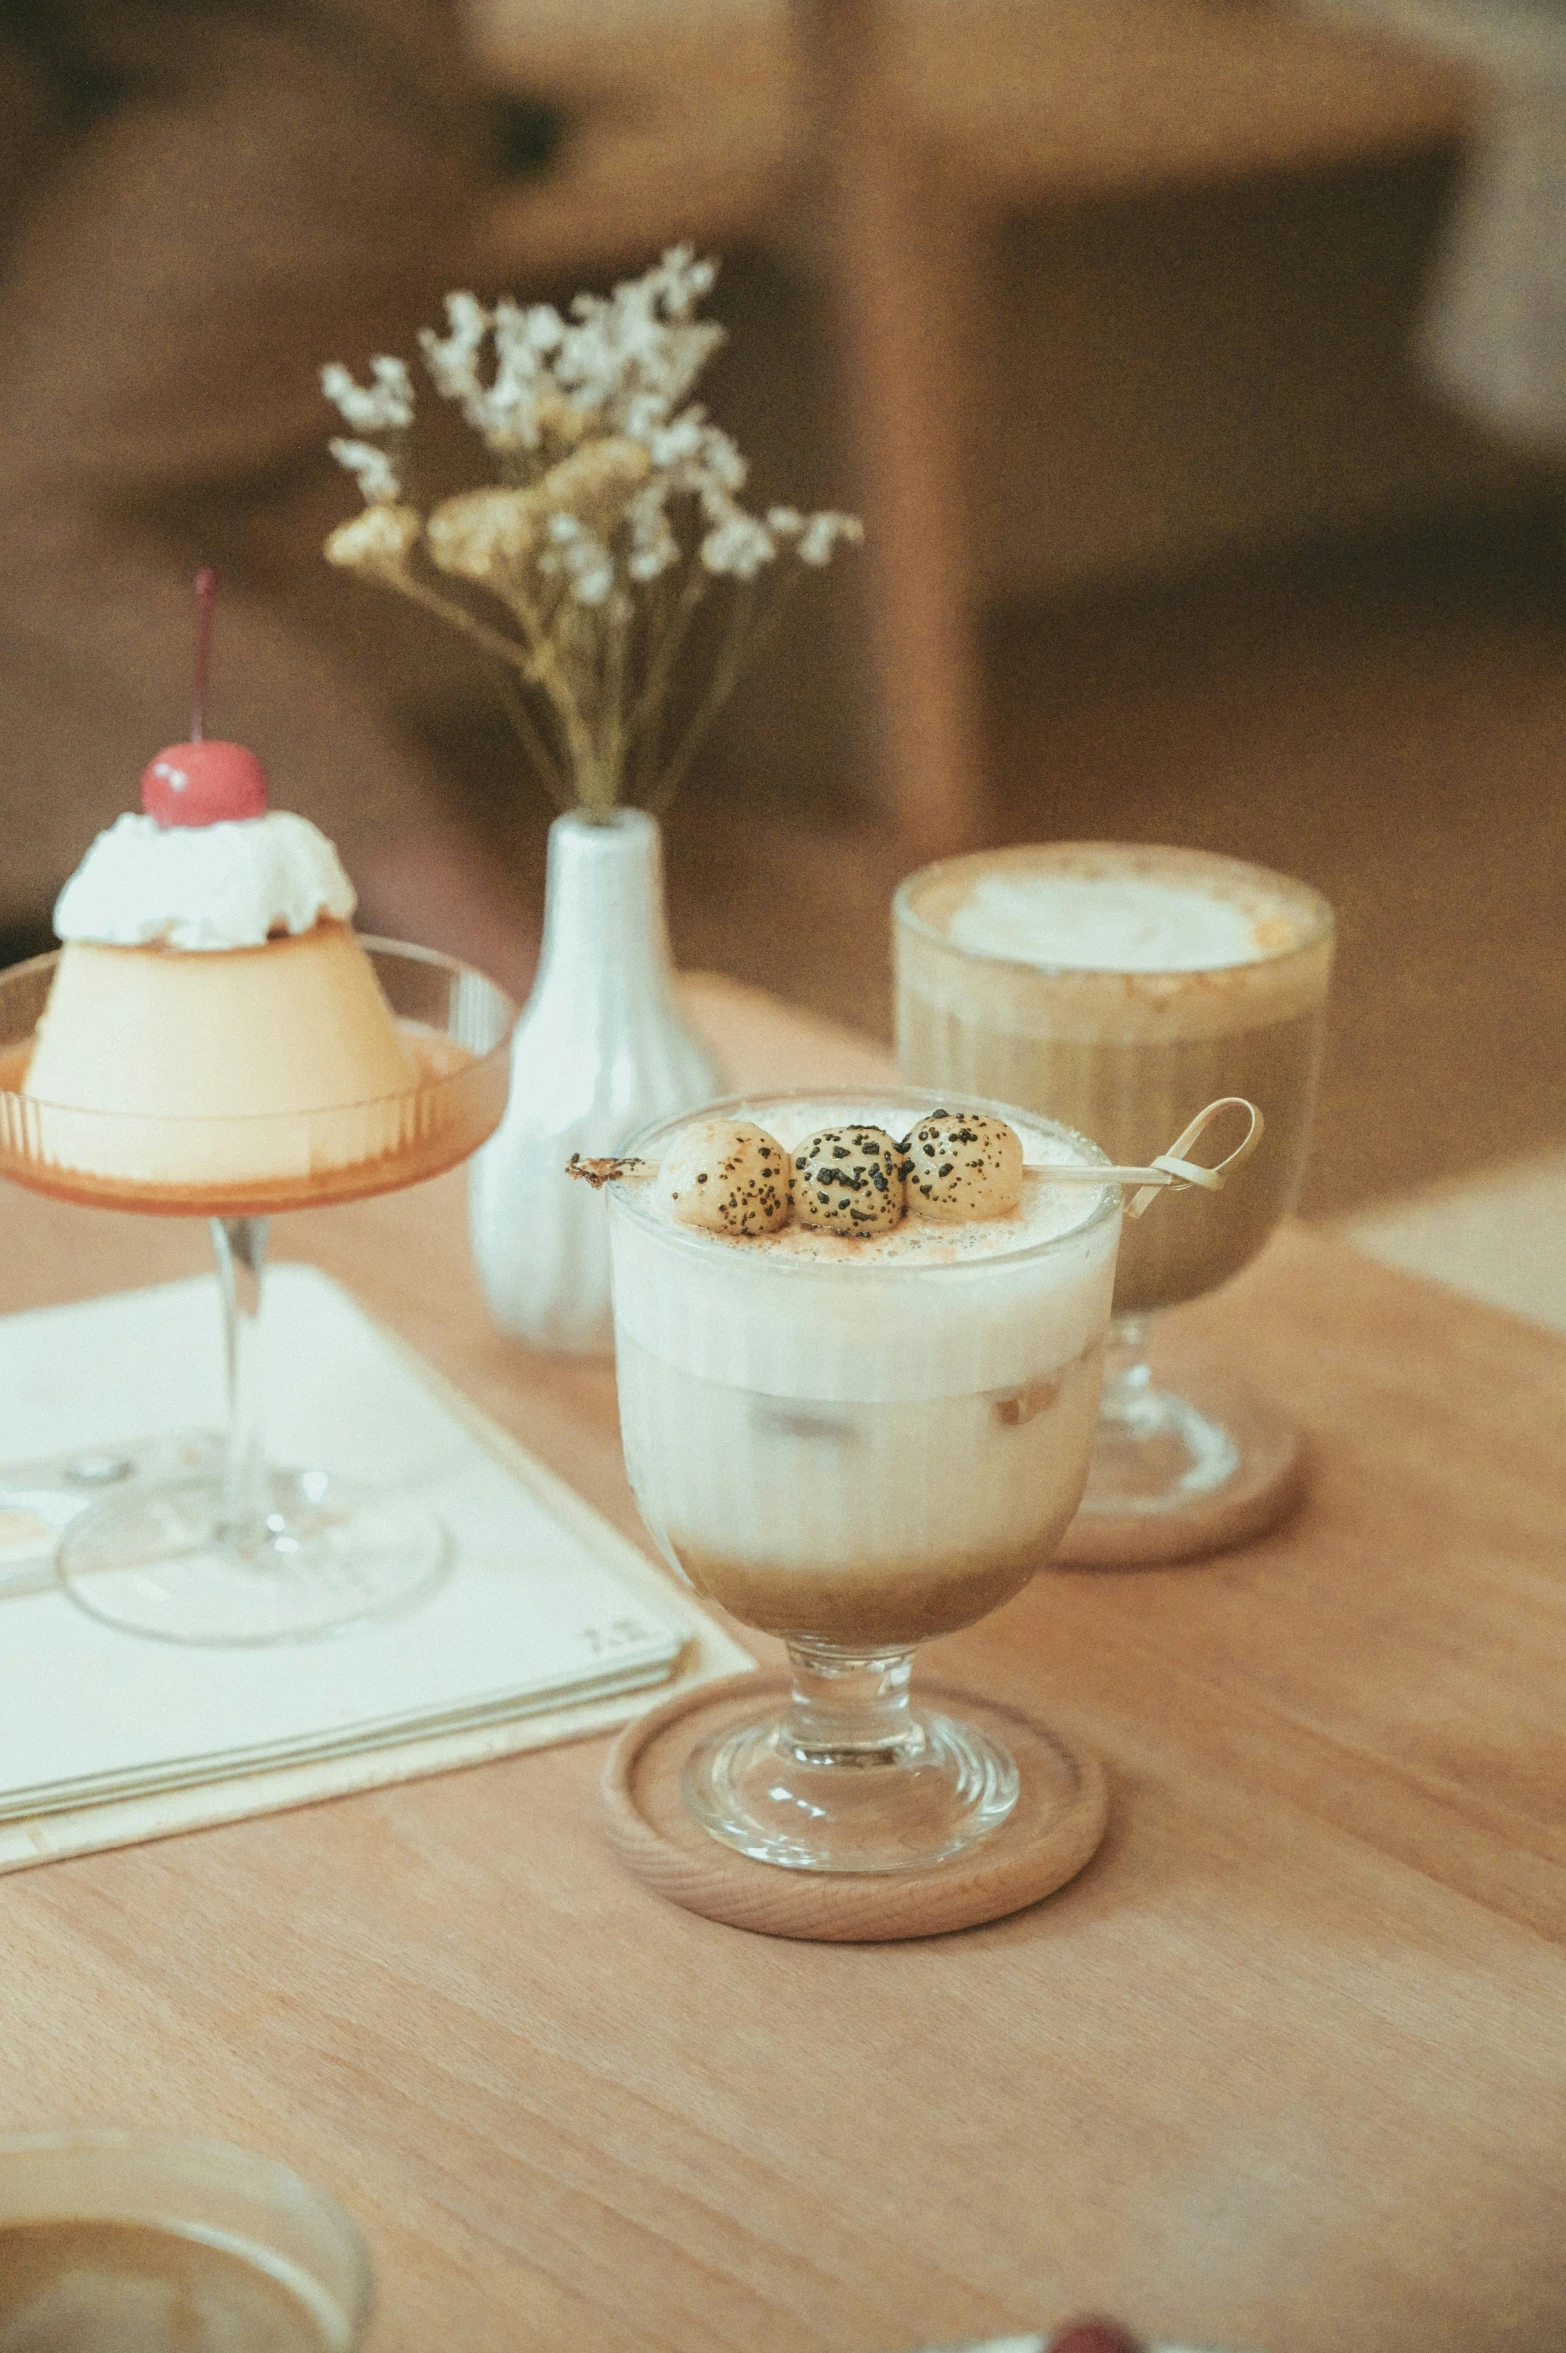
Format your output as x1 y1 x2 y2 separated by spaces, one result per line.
895 844 1334 1561
606 1088 1120 1872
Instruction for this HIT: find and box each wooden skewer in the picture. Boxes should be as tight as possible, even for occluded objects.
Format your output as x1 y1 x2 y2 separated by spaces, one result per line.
567 1102 1264 1220
1025 1162 1175 1186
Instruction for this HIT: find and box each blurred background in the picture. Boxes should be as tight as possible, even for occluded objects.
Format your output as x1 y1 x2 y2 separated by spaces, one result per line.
3 0 1562 1236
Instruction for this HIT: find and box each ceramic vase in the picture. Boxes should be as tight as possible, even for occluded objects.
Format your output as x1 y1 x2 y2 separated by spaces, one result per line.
469 806 721 1354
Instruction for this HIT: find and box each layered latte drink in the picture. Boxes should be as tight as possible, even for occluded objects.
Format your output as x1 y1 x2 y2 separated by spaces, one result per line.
607 1092 1119 1647
895 845 1334 1315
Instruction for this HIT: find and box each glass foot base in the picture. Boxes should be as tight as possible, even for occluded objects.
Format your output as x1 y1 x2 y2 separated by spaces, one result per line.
1060 1373 1302 1566
683 1702 1020 1874
57 1463 449 1646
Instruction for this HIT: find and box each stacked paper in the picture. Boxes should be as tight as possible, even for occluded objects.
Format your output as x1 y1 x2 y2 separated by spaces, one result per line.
0 1267 735 1835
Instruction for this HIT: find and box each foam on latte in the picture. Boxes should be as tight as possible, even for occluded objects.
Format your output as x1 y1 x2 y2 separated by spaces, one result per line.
619 1097 1115 1395
946 869 1275 971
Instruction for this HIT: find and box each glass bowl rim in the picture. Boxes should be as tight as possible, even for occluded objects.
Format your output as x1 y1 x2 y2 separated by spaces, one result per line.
0 2125 374 2325
0 936 517 1128
607 1083 1120 1278
892 838 1336 980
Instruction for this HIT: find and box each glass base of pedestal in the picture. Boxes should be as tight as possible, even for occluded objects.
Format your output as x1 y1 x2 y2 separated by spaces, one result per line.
57 1460 449 1646
1059 1372 1302 1567
683 1701 1020 1874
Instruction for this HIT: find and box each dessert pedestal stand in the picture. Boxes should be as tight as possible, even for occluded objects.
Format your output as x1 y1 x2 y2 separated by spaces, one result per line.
602 1674 1109 1941
0 940 515 1647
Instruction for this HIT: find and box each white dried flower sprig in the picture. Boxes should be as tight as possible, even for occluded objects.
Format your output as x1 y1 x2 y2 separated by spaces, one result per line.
322 248 860 813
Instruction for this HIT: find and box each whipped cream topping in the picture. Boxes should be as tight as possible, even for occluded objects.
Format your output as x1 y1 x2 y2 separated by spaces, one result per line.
53 811 356 951
946 872 1273 972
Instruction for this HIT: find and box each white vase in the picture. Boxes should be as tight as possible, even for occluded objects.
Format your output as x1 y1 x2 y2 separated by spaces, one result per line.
469 806 722 1354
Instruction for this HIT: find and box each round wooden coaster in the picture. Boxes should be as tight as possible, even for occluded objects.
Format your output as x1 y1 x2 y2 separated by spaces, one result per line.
1055 1374 1305 1568
600 1675 1108 1942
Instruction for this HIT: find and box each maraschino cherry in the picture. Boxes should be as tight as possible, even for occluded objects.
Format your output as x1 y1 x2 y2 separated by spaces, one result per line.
139 567 269 828
1047 2323 1144 2353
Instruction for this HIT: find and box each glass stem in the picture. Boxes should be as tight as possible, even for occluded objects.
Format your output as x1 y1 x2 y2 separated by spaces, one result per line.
212 1215 272 1547
783 1641 924 1768
1099 1310 1157 1431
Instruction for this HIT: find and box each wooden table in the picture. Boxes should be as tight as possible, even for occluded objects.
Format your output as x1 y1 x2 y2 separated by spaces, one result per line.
3 977 1563 2353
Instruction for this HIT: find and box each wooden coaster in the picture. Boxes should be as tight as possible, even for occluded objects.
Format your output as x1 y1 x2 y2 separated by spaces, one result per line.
1055 1376 1305 1568
600 1675 1108 1941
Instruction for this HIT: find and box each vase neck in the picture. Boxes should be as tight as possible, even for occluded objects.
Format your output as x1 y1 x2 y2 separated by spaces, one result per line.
535 807 677 997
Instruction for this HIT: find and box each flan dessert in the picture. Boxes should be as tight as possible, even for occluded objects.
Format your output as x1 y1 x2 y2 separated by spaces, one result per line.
16 738 425 1196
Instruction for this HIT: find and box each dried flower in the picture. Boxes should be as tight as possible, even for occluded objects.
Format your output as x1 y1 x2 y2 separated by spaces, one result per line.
538 513 616 606
530 436 651 522
322 248 860 813
328 438 401 505
320 357 414 434
798 512 864 566
699 506 776 581
426 487 535 583
324 503 422 579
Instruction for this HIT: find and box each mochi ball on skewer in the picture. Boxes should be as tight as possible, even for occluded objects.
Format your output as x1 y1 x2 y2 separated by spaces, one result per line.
659 1117 792 1236
903 1110 1024 1221
791 1125 908 1236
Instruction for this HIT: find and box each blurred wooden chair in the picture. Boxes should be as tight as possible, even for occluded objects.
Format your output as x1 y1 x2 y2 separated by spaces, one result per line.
467 0 1475 856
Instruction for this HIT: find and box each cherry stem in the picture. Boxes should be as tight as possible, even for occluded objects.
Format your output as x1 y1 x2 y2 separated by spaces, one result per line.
192 566 218 742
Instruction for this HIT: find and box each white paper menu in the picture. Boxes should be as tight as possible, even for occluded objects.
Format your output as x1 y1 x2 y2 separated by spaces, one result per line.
0 1266 699 1820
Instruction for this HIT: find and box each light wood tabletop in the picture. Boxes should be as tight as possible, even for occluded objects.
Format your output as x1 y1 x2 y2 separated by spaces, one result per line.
3 975 1563 2353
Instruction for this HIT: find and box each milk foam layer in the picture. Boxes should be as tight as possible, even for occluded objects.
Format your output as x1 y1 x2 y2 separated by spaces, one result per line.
612 1095 1119 1403
54 811 356 951
947 871 1268 971
899 845 1334 1045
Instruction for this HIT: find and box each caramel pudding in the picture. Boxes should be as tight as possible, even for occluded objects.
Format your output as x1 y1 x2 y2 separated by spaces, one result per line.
608 1094 1119 1645
0 2217 346 2353
3 745 500 1206
25 924 414 1126
895 844 1333 1315
0 1019 490 1216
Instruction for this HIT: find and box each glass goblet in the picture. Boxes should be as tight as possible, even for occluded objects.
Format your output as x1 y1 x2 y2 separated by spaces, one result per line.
895 842 1334 1558
0 940 515 1645
607 1087 1120 1874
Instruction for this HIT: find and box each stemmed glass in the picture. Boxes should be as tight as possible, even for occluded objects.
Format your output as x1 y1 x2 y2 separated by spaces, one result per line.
0 940 514 1644
895 844 1334 1561
605 1087 1120 1873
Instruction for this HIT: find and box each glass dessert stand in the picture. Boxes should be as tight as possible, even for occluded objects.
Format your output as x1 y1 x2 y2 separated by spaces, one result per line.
606 1088 1121 1876
0 941 515 1644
